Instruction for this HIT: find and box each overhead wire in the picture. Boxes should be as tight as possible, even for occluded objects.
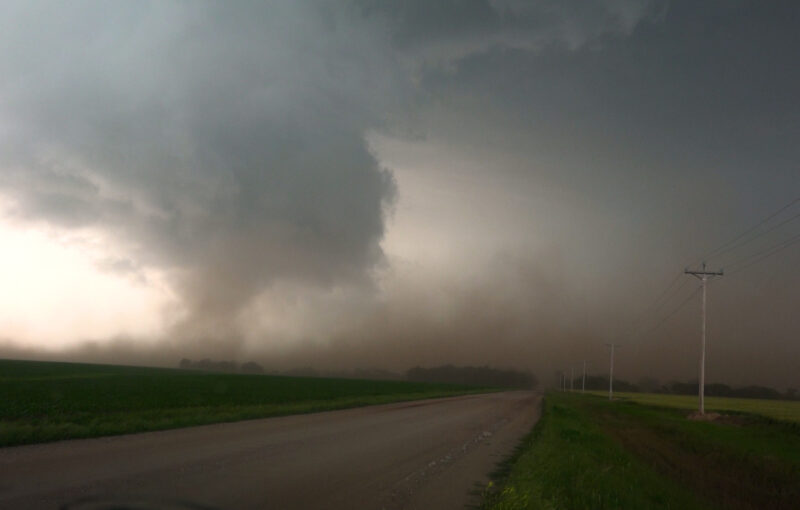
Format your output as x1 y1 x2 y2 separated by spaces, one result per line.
696 196 800 265
624 245 706 341
711 209 800 266
624 271 684 337
635 285 701 341
628 277 691 338
622 196 800 361
724 231 800 276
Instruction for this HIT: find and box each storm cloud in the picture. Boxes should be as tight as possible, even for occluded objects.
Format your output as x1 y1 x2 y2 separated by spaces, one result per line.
0 2 405 344
0 1 653 340
1 1 798 389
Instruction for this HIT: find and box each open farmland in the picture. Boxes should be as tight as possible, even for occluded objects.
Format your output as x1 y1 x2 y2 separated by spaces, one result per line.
587 390 800 423
484 393 800 510
0 358 486 447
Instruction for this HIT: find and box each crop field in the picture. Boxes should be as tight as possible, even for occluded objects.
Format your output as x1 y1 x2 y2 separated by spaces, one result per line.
0 358 484 447
587 390 800 423
484 393 800 509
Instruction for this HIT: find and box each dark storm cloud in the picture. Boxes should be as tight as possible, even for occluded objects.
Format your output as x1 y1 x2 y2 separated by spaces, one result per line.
1 1 797 389
415 0 800 201
361 0 664 57
394 0 800 387
0 0 654 343
410 0 800 282
0 1 405 343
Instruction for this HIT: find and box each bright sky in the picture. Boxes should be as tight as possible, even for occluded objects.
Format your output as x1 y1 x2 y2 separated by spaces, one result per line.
0 217 175 347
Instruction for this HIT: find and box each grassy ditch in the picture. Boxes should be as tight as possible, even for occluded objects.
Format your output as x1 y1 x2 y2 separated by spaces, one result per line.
0 358 486 447
484 393 800 509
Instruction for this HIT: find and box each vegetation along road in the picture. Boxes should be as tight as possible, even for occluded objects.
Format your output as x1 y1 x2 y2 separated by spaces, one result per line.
484 392 800 510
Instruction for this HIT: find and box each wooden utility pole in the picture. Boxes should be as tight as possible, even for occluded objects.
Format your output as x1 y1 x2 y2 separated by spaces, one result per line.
582 360 586 394
685 262 723 415
605 343 618 400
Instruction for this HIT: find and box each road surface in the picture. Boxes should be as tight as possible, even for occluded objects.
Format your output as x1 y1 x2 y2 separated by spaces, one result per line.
0 391 540 510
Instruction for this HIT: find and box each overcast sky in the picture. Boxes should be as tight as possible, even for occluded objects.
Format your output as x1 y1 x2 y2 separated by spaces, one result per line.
1 0 798 388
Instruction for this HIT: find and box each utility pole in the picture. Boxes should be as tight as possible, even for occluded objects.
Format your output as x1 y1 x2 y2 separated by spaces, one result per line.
570 367 574 392
605 343 618 400
582 360 586 394
685 262 723 415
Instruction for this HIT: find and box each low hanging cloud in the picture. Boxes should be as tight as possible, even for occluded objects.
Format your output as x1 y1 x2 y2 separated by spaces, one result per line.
0 1 664 355
0 2 406 346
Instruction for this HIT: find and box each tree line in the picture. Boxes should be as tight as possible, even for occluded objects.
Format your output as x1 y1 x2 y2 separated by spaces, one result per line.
570 374 796 400
177 359 539 389
407 365 538 389
178 358 265 374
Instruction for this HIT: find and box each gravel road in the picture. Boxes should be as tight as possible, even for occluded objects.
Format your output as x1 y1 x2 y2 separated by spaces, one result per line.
0 391 540 510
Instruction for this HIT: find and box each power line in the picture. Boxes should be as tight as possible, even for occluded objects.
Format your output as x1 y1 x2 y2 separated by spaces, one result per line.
605 343 619 400
697 196 800 264
629 278 692 339
610 197 799 396
635 285 701 340
582 360 586 394
725 231 800 276
684 263 723 416
711 209 800 264
626 242 726 342
620 199 795 342
611 197 799 406
627 271 683 332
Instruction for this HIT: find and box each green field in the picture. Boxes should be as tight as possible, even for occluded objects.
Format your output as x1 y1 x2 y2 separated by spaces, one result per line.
484 393 800 509
0 358 484 447
588 390 800 423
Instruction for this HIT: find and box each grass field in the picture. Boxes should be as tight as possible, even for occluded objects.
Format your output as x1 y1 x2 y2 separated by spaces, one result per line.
0 358 485 447
587 390 800 423
484 393 800 509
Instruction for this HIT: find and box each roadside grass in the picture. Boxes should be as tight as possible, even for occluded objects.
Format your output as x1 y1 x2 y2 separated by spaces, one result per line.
586 390 800 423
0 358 487 447
484 393 800 510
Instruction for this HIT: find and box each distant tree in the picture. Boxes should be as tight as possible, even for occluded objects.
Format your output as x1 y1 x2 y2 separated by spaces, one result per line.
665 380 784 400
349 368 401 380
735 385 781 400
668 381 697 395
190 358 239 373
637 377 661 393
283 367 320 377
218 361 238 372
241 361 264 374
179 358 192 369
705 383 733 397
581 375 637 392
406 365 537 389
581 375 608 391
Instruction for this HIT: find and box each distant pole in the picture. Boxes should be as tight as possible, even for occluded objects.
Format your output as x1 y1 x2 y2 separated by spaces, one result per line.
582 360 586 394
606 343 618 400
570 367 574 392
685 262 723 415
